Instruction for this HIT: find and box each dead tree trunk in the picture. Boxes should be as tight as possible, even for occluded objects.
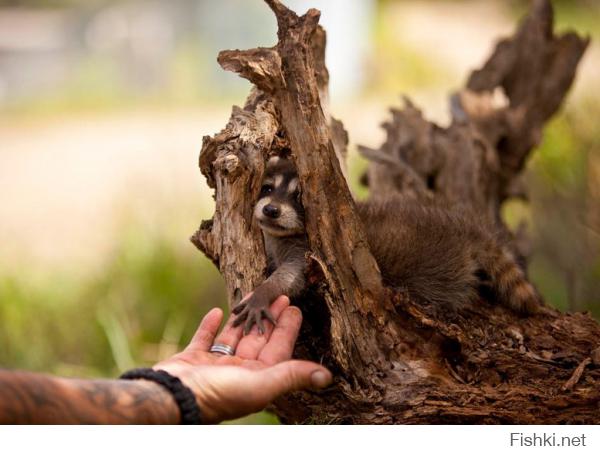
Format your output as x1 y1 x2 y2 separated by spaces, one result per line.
192 0 600 424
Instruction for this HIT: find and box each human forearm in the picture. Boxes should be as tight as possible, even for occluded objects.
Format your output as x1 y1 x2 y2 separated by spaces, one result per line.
0 302 332 425
0 369 179 424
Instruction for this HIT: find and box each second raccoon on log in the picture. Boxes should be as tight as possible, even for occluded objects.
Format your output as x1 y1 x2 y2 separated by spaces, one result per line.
232 155 541 333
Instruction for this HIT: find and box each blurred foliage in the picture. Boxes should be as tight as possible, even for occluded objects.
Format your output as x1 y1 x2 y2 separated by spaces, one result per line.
366 26 446 95
0 0 117 7
528 103 600 315
2 42 241 117
509 0 600 40
0 224 227 377
0 221 281 423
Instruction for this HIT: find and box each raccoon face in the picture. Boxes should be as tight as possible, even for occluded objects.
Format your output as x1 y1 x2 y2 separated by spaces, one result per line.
254 155 305 237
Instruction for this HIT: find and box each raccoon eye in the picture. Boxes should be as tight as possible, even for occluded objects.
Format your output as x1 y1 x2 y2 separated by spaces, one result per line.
260 184 274 195
294 190 302 203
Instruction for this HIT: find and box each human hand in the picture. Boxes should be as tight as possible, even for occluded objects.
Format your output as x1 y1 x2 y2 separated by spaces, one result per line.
154 296 332 423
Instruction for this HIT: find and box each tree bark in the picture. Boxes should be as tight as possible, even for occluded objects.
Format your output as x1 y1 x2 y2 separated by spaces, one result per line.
192 0 600 424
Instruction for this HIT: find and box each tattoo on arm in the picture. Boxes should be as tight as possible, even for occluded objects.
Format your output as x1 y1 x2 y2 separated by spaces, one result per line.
0 369 180 424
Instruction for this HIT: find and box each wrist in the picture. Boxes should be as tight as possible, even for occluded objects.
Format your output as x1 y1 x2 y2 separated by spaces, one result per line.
123 379 181 424
170 373 220 424
153 363 221 423
120 368 202 424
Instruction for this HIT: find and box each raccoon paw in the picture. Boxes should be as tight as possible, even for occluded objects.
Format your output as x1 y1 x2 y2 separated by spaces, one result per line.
232 294 277 335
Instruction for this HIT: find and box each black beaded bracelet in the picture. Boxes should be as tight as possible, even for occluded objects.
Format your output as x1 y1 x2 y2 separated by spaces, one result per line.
120 368 202 425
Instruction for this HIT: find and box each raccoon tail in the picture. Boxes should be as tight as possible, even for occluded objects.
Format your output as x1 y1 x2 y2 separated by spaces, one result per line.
478 245 541 315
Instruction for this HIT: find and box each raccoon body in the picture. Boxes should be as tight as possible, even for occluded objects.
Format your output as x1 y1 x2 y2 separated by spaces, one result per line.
355 197 539 314
232 156 540 333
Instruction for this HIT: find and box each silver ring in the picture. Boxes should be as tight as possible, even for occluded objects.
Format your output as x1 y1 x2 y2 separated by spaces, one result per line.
209 343 235 356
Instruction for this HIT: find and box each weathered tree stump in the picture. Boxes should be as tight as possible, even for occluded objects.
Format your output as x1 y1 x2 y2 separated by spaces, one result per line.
192 0 600 424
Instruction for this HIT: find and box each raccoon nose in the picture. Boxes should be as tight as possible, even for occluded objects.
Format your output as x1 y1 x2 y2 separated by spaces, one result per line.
263 204 280 219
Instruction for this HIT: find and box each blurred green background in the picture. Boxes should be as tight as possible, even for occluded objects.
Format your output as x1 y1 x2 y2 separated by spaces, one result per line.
0 0 598 424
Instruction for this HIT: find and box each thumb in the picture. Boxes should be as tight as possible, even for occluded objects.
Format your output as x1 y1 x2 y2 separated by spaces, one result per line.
259 360 332 398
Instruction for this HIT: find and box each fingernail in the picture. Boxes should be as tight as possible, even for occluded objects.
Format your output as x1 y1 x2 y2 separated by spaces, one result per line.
311 370 331 389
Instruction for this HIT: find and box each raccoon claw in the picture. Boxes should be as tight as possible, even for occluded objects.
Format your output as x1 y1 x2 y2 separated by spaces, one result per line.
232 298 276 335
263 309 277 326
245 312 265 336
232 303 245 315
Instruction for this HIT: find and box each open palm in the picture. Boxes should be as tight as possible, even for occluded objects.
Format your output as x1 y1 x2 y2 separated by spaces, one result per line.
154 296 331 423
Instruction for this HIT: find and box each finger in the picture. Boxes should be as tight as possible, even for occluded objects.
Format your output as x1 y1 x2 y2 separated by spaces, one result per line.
235 296 290 360
213 309 244 352
258 306 303 365
185 308 224 352
259 360 332 399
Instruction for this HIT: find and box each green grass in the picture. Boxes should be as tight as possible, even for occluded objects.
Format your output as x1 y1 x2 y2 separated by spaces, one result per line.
522 104 600 316
0 220 280 423
0 226 226 376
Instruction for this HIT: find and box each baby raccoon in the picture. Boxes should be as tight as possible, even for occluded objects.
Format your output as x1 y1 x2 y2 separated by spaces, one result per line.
232 155 308 334
232 155 541 333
